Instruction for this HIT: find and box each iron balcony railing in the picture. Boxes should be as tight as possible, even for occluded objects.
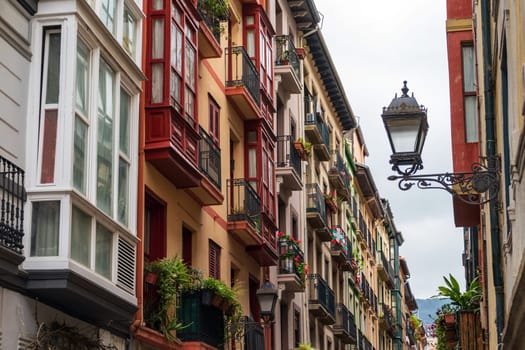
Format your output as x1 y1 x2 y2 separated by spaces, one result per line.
225 46 260 105
197 0 228 42
381 302 395 335
177 291 225 348
308 274 335 318
306 183 327 225
275 35 300 76
359 214 366 235
336 303 357 340
227 179 261 231
379 250 395 283
277 135 301 177
331 225 349 258
278 237 304 280
305 111 330 149
242 316 264 350
361 272 372 303
0 156 25 255
363 334 373 350
330 150 351 189
199 127 221 190
352 197 358 222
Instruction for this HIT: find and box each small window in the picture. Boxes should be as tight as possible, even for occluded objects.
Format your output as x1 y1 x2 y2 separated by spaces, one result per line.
123 6 136 56
31 201 60 256
462 44 478 143
209 240 221 279
71 206 92 266
95 222 113 278
100 0 116 33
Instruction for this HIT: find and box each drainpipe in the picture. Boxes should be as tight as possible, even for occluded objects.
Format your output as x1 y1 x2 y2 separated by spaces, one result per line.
480 0 504 345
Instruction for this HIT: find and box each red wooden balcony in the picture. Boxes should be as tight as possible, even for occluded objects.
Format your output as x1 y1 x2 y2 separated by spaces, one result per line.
145 108 201 188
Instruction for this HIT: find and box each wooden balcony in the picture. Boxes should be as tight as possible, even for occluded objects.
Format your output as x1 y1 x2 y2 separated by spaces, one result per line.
145 108 202 188
225 46 261 120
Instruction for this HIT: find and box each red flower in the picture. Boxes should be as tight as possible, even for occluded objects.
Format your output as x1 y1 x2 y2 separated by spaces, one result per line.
277 231 284 238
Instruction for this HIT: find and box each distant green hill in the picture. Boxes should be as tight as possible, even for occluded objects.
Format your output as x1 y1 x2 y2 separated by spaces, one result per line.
415 298 450 326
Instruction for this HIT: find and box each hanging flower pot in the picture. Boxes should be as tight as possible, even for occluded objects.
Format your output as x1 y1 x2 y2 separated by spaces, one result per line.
144 272 159 285
444 313 456 325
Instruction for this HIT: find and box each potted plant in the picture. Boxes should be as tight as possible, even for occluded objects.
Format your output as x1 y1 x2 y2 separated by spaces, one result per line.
323 191 338 212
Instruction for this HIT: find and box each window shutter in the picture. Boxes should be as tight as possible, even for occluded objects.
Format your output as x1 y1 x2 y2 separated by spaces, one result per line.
209 240 221 279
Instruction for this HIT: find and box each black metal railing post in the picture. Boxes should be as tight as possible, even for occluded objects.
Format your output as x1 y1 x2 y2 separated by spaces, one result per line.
277 135 301 177
306 183 327 225
227 179 261 230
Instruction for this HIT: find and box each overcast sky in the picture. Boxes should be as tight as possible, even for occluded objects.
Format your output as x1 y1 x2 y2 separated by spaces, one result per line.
314 0 465 298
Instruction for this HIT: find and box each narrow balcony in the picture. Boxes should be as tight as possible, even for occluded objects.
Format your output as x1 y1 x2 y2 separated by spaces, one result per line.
306 183 331 241
196 0 227 58
330 226 351 269
275 35 301 94
227 179 262 245
377 250 395 289
328 150 351 200
177 291 225 348
333 303 357 344
188 127 223 205
0 156 26 275
308 274 335 325
227 180 277 266
276 135 302 191
277 236 305 293
379 303 396 338
359 272 372 307
225 46 261 120
304 112 330 161
145 108 201 188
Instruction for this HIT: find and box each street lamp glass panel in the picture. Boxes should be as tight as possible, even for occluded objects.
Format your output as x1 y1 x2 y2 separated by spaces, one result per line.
384 117 421 154
256 280 278 318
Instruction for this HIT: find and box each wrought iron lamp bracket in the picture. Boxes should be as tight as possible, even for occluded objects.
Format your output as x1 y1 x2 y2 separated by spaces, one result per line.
387 156 501 205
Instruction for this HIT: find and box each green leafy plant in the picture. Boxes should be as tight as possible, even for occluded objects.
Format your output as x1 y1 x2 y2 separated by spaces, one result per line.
434 274 481 311
197 0 229 38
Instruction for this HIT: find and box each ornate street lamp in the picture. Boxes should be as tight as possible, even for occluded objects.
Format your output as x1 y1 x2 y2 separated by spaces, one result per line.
256 279 278 350
256 279 278 320
382 81 500 205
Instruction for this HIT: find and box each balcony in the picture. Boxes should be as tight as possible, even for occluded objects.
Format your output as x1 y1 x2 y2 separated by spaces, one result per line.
145 108 201 188
308 274 335 325
306 184 331 241
304 112 330 161
328 150 351 200
379 303 396 338
177 291 225 348
333 303 357 344
377 250 395 289
0 156 26 274
241 316 264 350
276 135 302 191
196 0 227 58
277 237 305 293
225 46 261 120
187 128 223 205
275 35 301 94
330 225 352 265
227 179 277 266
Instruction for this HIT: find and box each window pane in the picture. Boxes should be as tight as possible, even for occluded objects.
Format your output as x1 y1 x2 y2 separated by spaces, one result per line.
46 32 61 104
100 0 116 33
123 7 136 56
118 158 129 226
71 206 91 266
462 46 476 92
119 89 130 156
97 61 114 215
31 201 60 256
152 0 163 10
171 25 182 72
185 42 195 89
249 148 257 178
96 223 113 278
465 95 478 143
152 63 164 103
170 69 181 106
152 18 164 59
73 116 88 193
185 88 194 120
246 30 255 57
76 40 89 115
